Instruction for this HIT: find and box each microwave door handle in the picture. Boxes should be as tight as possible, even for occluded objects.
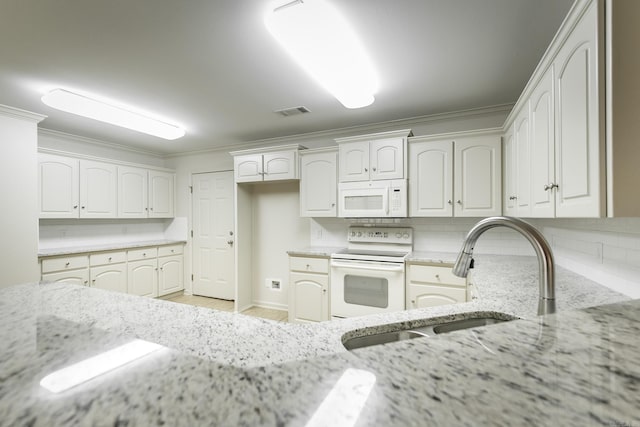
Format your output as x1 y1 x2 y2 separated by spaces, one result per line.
331 261 404 272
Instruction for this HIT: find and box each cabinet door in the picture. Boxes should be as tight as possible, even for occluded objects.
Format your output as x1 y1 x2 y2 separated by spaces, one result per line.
80 160 117 218
370 137 404 180
554 3 603 217
300 151 337 217
38 154 79 218
503 125 517 216
409 140 452 217
234 154 264 183
263 151 296 181
148 171 175 218
118 166 148 218
453 135 502 217
407 283 466 309
158 255 183 296
128 259 158 297
530 67 556 218
42 269 89 286
339 141 370 182
515 106 532 217
90 263 127 293
289 272 328 323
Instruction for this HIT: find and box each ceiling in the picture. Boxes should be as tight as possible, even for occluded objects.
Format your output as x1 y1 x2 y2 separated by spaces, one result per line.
0 0 575 155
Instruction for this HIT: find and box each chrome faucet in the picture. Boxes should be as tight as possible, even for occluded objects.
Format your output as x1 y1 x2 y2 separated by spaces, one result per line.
452 216 556 315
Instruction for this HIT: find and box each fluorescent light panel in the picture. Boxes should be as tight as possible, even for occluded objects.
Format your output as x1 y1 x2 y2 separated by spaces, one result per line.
265 0 378 109
42 89 186 140
40 339 164 393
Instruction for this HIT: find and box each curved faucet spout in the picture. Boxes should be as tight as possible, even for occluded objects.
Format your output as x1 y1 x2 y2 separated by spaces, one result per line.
452 216 556 315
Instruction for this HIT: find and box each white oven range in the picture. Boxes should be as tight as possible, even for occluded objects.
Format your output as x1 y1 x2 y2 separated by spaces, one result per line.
330 226 413 319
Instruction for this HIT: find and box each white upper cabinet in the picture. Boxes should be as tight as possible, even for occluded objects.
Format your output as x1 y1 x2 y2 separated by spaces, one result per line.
148 170 175 218
231 145 303 183
299 148 338 217
514 105 531 217
118 166 148 218
38 152 175 219
454 134 502 217
530 67 555 217
336 129 411 182
409 130 502 218
80 160 117 218
503 124 517 216
409 140 453 217
502 0 608 217
39 153 79 218
553 2 603 217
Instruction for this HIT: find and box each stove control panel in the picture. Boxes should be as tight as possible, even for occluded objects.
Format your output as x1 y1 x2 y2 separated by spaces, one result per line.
347 227 413 244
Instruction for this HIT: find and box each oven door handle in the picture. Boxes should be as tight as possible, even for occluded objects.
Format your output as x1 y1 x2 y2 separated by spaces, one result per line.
331 260 405 272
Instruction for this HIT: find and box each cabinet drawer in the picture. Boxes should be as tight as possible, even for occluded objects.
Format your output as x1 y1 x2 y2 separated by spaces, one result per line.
407 264 466 287
128 247 158 261
41 255 89 273
90 251 127 266
289 256 329 274
158 244 183 257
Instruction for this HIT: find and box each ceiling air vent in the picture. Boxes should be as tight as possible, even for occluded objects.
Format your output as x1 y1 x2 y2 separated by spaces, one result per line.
274 106 311 117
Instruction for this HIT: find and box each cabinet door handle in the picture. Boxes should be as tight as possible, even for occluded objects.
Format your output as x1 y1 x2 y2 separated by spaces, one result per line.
73 205 78 209
81 206 85 209
456 200 462 205
323 289 327 293
372 167 376 172
364 168 368 172
544 183 559 191
447 200 452 205
509 196 517 200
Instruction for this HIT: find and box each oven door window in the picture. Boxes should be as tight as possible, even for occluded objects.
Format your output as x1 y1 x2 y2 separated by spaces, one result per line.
343 274 389 308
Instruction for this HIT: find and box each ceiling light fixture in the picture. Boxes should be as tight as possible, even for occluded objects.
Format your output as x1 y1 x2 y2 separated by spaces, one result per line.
264 0 378 109
41 89 186 140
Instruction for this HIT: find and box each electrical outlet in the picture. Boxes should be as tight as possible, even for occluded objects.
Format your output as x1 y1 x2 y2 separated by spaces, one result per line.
265 278 282 291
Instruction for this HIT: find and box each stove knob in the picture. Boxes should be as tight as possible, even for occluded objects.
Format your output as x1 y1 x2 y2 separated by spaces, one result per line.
357 232 363 237
395 232 402 238
403 232 410 238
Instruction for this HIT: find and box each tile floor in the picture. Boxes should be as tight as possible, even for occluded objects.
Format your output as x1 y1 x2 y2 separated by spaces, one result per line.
165 293 289 322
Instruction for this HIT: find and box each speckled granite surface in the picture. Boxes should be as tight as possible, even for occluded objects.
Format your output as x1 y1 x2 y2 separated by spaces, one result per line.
0 254 638 426
38 240 186 257
286 246 345 257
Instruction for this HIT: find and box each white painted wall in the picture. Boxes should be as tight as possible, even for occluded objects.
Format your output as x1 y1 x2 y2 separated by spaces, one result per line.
0 106 44 287
39 129 166 167
250 182 309 310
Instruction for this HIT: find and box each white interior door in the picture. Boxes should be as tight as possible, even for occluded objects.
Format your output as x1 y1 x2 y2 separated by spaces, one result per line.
192 171 235 299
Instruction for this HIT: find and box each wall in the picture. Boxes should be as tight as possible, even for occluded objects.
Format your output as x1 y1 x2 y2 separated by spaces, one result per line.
0 106 45 287
249 182 309 310
536 218 640 298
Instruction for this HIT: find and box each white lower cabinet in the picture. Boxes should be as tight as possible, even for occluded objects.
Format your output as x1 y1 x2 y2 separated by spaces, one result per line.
41 244 184 298
90 251 127 293
288 255 330 323
406 263 467 309
41 254 90 286
158 255 184 296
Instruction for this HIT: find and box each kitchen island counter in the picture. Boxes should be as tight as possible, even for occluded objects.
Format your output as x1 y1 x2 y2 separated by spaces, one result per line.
0 254 637 426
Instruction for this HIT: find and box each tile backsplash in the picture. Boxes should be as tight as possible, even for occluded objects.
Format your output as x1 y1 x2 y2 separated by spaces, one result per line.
310 217 640 298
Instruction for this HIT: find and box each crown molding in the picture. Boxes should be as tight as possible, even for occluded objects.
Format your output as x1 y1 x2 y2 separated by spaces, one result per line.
0 104 46 123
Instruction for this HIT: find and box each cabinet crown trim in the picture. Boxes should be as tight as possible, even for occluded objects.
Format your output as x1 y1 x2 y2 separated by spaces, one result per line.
38 148 175 173
408 127 502 144
334 129 413 144
229 144 307 157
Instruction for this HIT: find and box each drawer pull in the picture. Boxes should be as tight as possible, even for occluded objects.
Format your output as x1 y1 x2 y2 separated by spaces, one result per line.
65 262 70 267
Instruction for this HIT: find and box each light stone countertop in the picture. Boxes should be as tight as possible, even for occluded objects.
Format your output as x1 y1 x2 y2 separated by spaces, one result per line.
38 239 187 257
0 254 638 426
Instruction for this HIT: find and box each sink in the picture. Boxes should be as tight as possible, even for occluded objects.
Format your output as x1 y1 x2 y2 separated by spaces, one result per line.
342 313 516 351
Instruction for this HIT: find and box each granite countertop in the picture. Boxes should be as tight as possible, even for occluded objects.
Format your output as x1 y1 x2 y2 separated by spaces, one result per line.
1 254 638 426
286 246 346 257
38 240 187 258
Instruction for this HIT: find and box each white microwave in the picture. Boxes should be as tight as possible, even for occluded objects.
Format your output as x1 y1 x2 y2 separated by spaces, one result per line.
338 179 407 218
